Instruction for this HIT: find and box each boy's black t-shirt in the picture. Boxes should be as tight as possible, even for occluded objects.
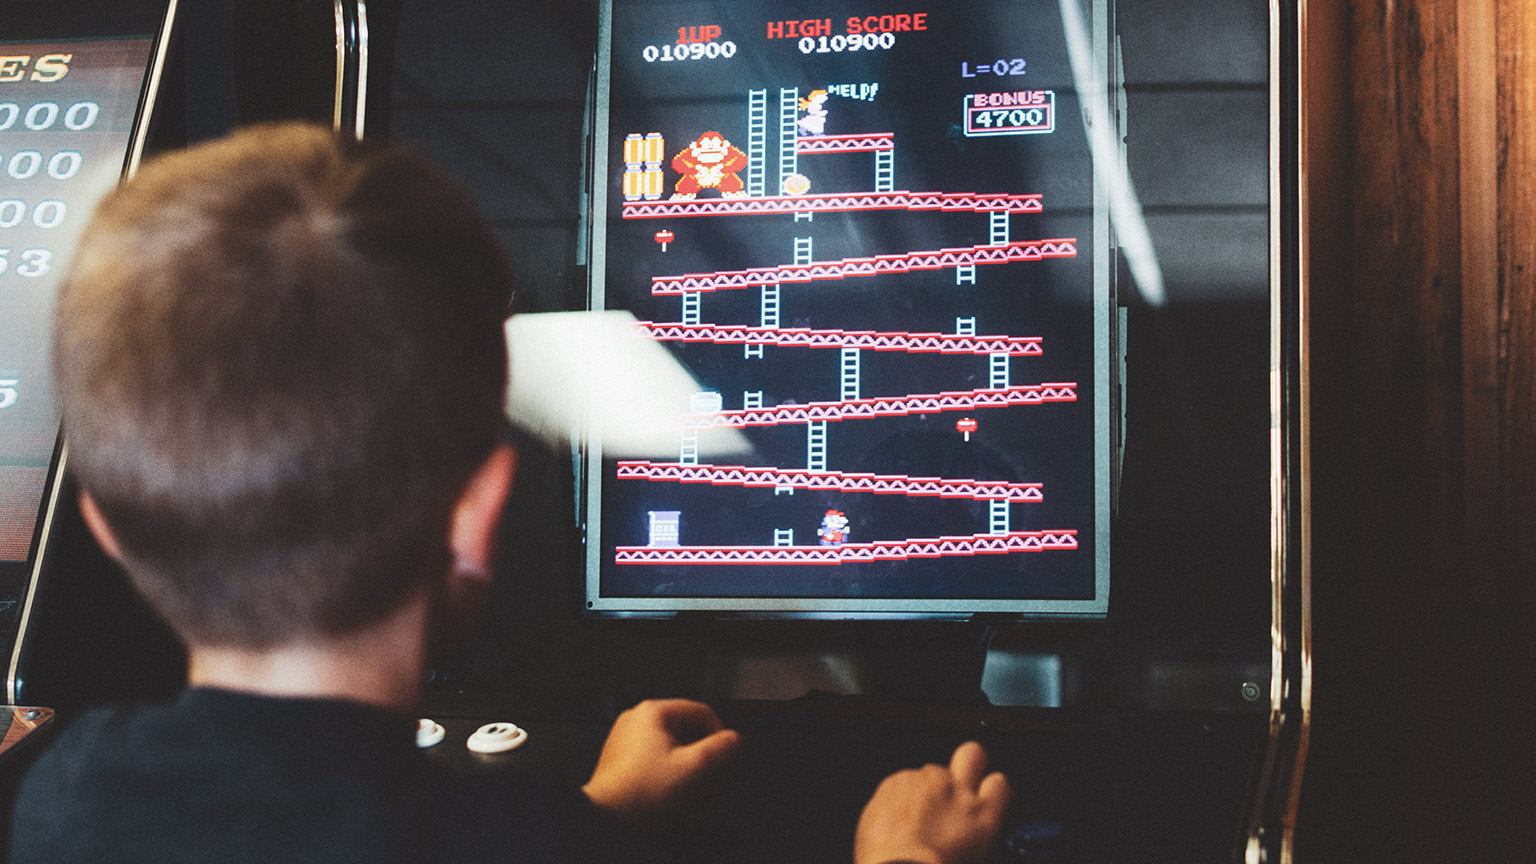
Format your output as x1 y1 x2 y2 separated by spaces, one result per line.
7 688 629 863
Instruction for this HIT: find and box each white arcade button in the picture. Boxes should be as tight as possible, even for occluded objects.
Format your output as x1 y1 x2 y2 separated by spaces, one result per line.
416 718 446 748
466 722 528 754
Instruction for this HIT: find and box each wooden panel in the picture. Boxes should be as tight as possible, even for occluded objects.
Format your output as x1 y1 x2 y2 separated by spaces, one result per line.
1305 3 1468 860
1346 0 1464 523
1493 4 1536 859
1498 0 1536 553
1461 0 1499 549
1301 1 1531 860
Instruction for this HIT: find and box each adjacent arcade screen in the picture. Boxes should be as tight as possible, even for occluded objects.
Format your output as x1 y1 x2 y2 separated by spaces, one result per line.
0 6 167 624
584 0 1112 617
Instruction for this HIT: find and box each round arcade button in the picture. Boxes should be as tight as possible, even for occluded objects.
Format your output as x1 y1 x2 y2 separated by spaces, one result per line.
466 722 528 754
416 718 446 748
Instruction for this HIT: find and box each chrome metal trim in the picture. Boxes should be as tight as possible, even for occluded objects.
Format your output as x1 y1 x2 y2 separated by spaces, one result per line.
354 1 370 139
333 1 369 139
6 448 67 705
333 0 346 132
1269 0 1285 726
1290 0 1315 852
1256 0 1301 856
1242 1 1312 860
128 0 179 178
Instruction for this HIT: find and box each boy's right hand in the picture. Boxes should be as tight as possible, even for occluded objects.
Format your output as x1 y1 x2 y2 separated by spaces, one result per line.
854 741 1012 864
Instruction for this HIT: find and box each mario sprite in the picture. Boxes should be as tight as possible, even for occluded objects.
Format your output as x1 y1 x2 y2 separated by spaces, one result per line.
819 510 850 546
671 131 748 200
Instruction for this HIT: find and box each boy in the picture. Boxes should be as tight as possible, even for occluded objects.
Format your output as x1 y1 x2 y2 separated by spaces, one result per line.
9 124 1009 864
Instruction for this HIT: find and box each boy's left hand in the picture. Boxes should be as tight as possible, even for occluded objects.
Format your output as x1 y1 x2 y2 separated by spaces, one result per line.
582 699 743 824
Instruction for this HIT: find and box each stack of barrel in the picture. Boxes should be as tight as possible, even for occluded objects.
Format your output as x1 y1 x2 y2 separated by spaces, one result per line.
622 132 665 200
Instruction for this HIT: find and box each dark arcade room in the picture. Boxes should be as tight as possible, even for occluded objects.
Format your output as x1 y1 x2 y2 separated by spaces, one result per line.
0 2 1530 863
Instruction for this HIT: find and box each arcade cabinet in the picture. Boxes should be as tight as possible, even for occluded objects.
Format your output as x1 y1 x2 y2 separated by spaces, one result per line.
387 1 1309 862
2 1 1310 862
0 0 179 757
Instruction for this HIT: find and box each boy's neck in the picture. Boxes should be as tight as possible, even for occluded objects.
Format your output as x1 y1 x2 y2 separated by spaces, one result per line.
186 590 429 715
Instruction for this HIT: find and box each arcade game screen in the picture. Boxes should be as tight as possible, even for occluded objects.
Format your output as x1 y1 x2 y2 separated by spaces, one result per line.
0 34 157 570
583 0 1113 617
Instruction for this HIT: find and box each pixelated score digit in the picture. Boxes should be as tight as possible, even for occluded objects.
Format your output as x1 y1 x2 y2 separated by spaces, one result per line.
0 99 100 287
798 32 896 53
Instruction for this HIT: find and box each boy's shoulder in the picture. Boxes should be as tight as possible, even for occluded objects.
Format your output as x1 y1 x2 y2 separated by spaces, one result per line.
10 691 406 861
9 689 630 863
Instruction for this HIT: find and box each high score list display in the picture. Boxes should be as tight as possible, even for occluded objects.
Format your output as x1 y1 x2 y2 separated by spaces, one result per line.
591 0 1107 614
0 39 151 563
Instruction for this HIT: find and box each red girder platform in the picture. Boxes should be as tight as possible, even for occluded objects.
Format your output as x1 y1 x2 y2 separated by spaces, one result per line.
620 190 1045 219
795 132 895 154
614 529 1079 565
615 461 1046 502
652 238 1078 294
637 321 1044 356
678 383 1078 429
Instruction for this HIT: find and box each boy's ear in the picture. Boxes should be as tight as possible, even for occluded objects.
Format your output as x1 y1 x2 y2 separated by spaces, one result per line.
434 444 516 659
78 491 123 561
448 443 517 577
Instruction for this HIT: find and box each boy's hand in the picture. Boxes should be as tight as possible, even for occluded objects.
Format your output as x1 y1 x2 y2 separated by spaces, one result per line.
854 741 1011 864
582 699 742 824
